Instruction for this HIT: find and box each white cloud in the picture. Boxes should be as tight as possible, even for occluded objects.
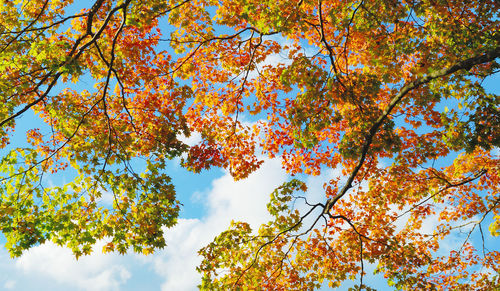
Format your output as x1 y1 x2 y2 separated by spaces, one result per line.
3 280 15 289
148 160 357 290
95 188 116 206
149 218 208 291
15 241 130 291
178 131 202 147
142 156 289 290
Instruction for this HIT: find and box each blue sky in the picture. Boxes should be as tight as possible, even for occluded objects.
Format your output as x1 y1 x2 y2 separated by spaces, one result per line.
0 1 499 290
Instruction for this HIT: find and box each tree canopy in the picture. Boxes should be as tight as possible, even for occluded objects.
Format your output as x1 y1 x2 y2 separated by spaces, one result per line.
0 0 499 289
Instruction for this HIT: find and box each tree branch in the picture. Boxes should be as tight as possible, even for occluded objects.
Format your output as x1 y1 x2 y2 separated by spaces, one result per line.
323 46 500 215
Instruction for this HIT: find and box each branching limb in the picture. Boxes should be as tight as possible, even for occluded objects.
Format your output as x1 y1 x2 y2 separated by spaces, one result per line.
323 47 500 215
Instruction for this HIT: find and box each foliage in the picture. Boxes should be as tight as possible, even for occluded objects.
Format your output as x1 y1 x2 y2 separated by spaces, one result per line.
0 0 499 289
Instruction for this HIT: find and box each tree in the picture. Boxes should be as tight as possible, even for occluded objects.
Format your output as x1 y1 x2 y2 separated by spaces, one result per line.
0 0 498 289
